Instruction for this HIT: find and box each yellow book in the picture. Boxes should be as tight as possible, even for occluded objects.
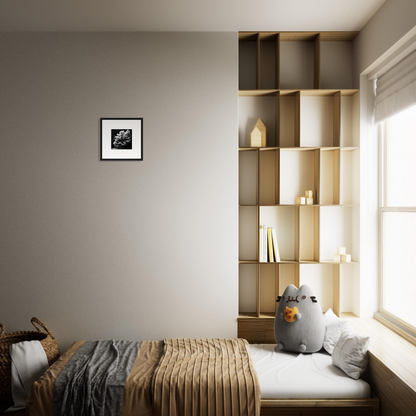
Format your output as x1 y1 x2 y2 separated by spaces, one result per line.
271 228 280 262
267 227 274 262
259 226 264 262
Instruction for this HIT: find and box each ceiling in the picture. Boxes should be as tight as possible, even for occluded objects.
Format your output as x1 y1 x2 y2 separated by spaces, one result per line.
0 0 386 32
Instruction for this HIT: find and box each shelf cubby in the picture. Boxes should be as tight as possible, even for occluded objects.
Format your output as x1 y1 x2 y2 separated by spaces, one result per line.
259 263 299 316
259 149 278 205
239 206 258 261
260 206 299 261
340 148 359 205
279 148 320 205
320 148 340 205
300 91 340 147
259 263 278 315
333 262 358 316
299 206 320 262
238 32 358 92
239 149 258 205
299 264 333 313
280 33 318 90
340 93 360 147
320 40 353 90
279 91 300 147
239 95 278 147
239 263 258 314
239 33 258 90
259 33 279 89
319 206 353 262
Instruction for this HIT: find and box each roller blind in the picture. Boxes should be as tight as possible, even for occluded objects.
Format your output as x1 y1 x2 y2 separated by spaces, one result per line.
375 48 416 124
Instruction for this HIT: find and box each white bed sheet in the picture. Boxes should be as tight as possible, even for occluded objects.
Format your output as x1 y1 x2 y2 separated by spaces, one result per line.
250 344 371 399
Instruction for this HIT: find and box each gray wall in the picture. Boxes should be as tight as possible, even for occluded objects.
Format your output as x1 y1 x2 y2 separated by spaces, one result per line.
353 0 416 79
0 33 238 351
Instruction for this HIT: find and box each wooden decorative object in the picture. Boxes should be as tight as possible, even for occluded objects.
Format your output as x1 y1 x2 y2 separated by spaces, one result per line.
337 247 346 255
341 254 351 262
305 190 313 198
306 197 313 205
296 197 305 205
334 254 341 262
250 119 267 147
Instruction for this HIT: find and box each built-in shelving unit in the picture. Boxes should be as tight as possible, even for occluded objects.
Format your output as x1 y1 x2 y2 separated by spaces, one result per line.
238 32 360 343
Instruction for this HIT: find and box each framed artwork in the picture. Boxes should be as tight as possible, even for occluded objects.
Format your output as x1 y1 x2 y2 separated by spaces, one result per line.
100 118 143 160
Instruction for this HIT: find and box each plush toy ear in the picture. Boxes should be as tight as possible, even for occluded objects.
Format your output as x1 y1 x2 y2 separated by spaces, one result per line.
276 296 282 303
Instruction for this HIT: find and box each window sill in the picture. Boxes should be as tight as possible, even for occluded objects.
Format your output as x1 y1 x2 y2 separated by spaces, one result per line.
374 311 416 347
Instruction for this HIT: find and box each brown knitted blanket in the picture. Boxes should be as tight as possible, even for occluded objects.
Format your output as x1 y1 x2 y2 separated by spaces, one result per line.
152 339 261 416
27 338 260 416
27 340 164 416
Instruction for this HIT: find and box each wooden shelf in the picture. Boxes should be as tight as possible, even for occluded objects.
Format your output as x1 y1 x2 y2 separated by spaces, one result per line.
238 313 275 320
238 312 358 320
238 89 359 97
239 31 357 90
239 260 358 264
239 32 358 42
238 31 359 320
239 204 359 207
239 146 358 151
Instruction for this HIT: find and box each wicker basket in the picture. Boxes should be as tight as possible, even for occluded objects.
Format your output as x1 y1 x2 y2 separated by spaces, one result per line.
0 317 60 403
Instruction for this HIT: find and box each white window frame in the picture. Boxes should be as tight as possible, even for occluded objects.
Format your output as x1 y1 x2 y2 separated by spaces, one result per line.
376 118 416 344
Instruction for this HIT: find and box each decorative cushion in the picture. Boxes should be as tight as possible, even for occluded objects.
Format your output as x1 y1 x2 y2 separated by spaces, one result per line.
274 284 325 353
332 328 370 380
323 308 349 355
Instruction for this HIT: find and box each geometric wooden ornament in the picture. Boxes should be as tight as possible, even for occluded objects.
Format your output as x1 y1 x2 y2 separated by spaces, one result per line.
250 119 267 147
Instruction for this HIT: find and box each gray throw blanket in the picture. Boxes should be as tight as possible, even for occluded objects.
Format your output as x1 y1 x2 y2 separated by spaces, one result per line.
53 340 141 416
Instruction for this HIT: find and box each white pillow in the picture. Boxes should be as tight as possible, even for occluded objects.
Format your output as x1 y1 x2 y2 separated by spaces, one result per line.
332 328 370 380
323 308 349 355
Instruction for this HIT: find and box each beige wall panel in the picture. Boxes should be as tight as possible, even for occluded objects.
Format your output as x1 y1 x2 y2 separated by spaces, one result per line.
260 41 277 89
239 207 258 260
321 41 353 89
300 97 334 148
321 151 335 205
299 264 333 313
279 264 297 294
239 264 257 313
0 32 238 351
280 42 314 89
259 150 277 206
239 41 257 90
280 96 296 148
240 151 258 205
260 264 277 314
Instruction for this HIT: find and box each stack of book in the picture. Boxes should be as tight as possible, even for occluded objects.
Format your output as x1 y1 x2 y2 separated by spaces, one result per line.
259 225 280 262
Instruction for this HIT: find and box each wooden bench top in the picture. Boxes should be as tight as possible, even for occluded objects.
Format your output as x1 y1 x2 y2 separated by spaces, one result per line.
345 315 416 415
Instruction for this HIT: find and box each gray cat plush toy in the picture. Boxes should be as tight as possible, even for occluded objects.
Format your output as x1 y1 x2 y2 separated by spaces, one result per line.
274 284 325 353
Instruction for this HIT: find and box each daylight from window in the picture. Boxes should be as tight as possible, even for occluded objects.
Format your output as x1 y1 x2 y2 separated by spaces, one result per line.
382 104 416 329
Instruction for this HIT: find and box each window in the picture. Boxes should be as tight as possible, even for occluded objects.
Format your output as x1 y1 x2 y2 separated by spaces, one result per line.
379 104 416 332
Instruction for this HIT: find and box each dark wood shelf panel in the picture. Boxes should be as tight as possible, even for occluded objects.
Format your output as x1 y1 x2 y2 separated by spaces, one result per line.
239 89 359 97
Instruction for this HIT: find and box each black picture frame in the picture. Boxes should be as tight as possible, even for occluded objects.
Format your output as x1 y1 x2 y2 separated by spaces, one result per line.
100 118 143 161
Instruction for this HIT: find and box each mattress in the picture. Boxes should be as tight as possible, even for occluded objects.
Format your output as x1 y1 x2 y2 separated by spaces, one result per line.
250 344 371 399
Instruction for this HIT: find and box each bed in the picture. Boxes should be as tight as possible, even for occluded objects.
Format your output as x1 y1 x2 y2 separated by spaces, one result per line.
250 344 379 416
26 339 379 416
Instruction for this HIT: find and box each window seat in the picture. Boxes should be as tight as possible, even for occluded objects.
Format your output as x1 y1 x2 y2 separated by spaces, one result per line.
345 315 416 416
